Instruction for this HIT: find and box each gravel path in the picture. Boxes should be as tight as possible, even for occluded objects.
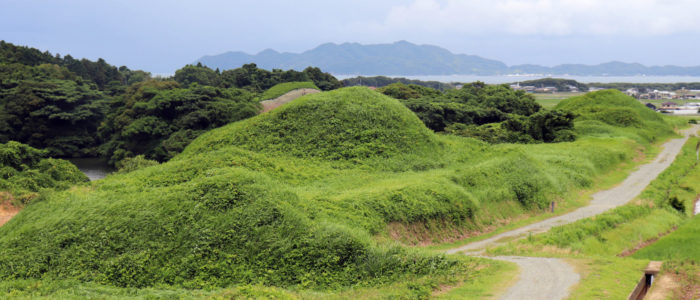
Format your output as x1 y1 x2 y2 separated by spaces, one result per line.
260 88 320 113
447 125 699 299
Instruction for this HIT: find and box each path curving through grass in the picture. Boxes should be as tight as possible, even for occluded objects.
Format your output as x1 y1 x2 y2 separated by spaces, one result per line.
447 125 699 299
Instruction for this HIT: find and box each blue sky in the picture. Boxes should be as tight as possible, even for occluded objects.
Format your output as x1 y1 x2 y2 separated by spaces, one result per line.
3 0 700 73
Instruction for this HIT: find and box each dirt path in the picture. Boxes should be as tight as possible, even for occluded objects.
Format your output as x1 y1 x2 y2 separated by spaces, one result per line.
495 256 580 300
447 125 699 299
260 88 320 113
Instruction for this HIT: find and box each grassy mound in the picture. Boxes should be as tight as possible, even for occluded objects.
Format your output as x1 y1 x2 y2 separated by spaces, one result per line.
0 87 459 290
0 88 684 294
260 81 319 100
185 87 443 164
555 90 682 143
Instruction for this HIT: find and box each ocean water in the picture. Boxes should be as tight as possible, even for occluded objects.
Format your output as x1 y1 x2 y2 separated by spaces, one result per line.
335 74 700 84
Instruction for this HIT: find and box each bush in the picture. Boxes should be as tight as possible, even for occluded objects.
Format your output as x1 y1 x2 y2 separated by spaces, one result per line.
0 142 87 203
115 155 159 173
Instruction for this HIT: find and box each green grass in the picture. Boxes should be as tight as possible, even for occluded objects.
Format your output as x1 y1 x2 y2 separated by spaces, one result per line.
435 259 518 299
485 131 700 298
260 81 319 100
0 88 685 296
568 258 649 300
0 257 508 299
633 216 700 261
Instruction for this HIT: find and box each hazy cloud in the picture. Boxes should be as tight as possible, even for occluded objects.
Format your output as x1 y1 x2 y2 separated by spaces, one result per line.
370 0 700 36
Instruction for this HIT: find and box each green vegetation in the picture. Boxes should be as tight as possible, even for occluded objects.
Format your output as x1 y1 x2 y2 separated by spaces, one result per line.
555 90 681 144
568 258 649 300
0 40 150 92
514 78 589 92
0 257 513 299
380 82 577 144
376 82 441 100
0 63 108 156
488 133 700 298
1 41 694 297
0 141 87 204
176 63 342 92
97 81 259 164
260 81 319 100
534 92 586 108
0 41 343 163
341 75 455 91
633 217 700 261
591 82 700 93
0 87 682 297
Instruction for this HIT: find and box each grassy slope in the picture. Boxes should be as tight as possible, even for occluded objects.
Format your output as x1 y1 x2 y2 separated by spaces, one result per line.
260 81 319 100
0 88 684 296
490 134 700 299
633 217 700 261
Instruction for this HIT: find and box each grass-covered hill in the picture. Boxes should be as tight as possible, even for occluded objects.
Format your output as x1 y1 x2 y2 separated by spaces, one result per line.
185 87 443 164
0 88 685 295
260 81 319 100
555 89 673 143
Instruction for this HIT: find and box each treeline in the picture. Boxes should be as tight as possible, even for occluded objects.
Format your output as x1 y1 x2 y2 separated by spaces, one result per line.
0 40 150 92
377 82 576 143
174 63 342 92
515 78 589 92
0 41 342 165
590 82 700 93
342 76 455 91
511 77 700 94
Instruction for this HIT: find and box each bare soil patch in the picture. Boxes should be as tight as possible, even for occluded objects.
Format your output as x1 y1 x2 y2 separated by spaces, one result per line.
0 194 20 227
260 88 320 113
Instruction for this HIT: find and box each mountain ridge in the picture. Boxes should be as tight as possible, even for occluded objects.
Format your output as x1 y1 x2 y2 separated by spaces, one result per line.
196 41 700 76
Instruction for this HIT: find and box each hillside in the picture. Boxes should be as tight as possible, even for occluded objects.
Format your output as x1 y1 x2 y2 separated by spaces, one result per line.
196 41 700 76
0 88 684 296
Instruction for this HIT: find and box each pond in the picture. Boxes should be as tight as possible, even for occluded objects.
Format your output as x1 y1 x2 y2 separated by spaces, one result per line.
67 158 114 181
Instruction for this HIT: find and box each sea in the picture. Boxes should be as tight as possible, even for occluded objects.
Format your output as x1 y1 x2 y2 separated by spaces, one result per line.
334 75 700 84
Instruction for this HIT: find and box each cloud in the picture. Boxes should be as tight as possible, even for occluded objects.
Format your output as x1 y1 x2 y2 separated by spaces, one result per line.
366 0 700 36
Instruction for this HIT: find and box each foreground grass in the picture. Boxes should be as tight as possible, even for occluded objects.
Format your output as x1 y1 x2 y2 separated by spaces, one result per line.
0 257 514 299
633 216 700 261
567 258 649 300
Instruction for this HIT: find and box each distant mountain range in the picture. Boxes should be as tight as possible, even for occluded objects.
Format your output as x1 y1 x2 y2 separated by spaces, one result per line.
196 41 700 76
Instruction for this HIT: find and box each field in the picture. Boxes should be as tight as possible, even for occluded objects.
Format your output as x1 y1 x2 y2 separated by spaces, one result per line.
0 87 688 297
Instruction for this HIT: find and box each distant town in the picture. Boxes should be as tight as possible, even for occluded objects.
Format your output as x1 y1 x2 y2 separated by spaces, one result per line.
510 82 700 115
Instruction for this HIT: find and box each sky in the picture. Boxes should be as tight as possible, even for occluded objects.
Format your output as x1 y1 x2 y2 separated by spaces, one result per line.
3 0 700 74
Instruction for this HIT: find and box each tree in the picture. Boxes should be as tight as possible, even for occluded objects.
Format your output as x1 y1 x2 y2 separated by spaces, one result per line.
99 80 260 164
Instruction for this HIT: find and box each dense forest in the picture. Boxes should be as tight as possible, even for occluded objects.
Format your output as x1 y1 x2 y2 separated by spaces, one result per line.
377 82 576 143
0 41 342 165
2 40 580 169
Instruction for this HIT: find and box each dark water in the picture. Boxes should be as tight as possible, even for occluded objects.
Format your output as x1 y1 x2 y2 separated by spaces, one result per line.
67 158 114 181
